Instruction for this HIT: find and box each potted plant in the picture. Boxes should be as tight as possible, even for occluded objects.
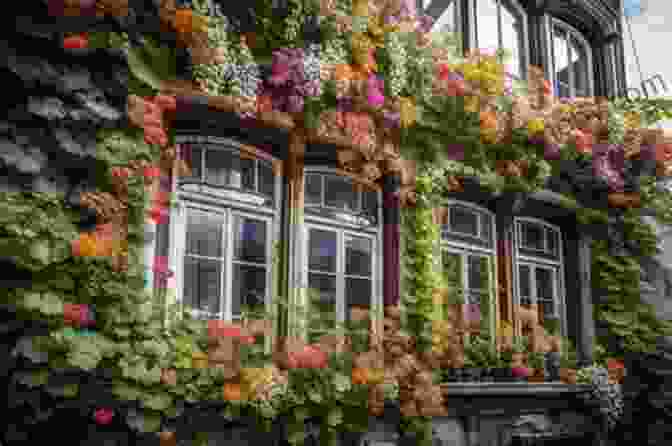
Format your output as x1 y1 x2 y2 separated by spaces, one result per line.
510 336 529 381
527 351 546 383
493 349 514 382
559 342 578 384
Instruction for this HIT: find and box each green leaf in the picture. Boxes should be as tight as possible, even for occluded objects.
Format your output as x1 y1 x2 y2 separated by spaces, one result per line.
112 381 142 401
142 392 173 412
126 45 164 91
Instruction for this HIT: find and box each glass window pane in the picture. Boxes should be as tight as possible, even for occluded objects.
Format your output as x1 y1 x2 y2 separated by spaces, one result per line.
570 35 590 96
430 1 456 33
306 174 322 206
536 267 555 316
258 161 275 202
500 4 523 77
231 264 266 318
325 175 357 212
239 156 255 191
521 221 544 251
308 229 338 272
442 251 464 304
450 205 479 237
345 236 372 277
183 257 221 317
553 27 569 95
518 264 531 305
346 277 372 309
468 255 490 292
185 209 223 258
205 149 231 186
547 228 559 256
362 189 378 222
481 212 493 243
476 0 499 53
308 273 337 332
232 216 267 264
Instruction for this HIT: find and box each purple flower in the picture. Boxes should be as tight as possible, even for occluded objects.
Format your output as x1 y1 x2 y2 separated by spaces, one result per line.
287 95 304 113
544 143 561 161
416 15 434 33
383 111 401 128
446 143 466 161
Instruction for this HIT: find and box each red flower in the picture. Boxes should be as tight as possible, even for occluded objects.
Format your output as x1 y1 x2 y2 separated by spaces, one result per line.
94 408 114 425
144 126 168 147
543 79 552 95
208 320 244 339
111 167 130 179
438 64 452 81
143 166 162 182
256 95 273 114
63 33 88 49
446 78 466 97
241 335 256 345
153 95 177 112
148 205 169 224
607 358 624 370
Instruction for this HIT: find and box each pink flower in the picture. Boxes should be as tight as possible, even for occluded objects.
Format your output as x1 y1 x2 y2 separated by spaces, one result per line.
367 76 385 107
153 256 174 279
148 205 168 224
94 408 114 425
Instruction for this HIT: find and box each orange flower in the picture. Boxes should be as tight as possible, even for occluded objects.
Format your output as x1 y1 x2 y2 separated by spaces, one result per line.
351 367 370 385
573 129 594 154
480 110 498 130
73 233 98 257
173 8 194 34
334 64 354 81
222 382 243 401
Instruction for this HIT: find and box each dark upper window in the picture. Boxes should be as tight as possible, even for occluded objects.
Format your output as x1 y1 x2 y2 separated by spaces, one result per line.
549 18 594 98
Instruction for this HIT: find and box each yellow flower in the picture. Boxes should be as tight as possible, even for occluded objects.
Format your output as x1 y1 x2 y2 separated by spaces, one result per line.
79 234 98 257
464 96 480 114
352 0 368 16
527 118 545 135
399 98 417 128
481 128 498 144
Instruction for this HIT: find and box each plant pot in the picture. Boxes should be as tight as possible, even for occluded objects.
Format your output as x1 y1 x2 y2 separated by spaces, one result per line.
526 369 546 383
559 368 578 384
492 367 513 382
463 367 482 382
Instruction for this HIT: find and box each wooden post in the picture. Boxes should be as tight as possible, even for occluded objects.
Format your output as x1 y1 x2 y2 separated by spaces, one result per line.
496 211 516 339
383 173 401 307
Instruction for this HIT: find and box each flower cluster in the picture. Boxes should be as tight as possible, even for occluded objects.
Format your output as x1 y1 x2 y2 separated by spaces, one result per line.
264 47 322 113
385 31 408 97
230 39 261 118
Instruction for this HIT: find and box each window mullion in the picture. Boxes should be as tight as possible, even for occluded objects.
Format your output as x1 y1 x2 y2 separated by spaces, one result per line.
496 0 503 57
222 211 231 321
338 230 345 326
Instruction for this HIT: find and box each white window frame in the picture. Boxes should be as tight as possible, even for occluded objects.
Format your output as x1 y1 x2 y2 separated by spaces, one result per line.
167 138 282 346
513 217 566 336
300 168 383 341
472 0 529 81
547 17 595 98
438 200 498 338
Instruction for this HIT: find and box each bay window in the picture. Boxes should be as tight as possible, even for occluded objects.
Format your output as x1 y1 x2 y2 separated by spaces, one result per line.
169 137 280 323
302 169 381 342
513 217 566 335
549 18 594 98
438 202 497 335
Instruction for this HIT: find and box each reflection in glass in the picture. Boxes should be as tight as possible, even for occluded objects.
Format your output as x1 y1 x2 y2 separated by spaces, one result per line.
536 267 555 316
345 236 372 277
450 206 479 237
184 145 202 181
309 229 338 272
233 216 267 263
430 0 455 33
521 222 544 251
346 277 372 308
231 264 266 318
185 209 223 258
308 273 337 333
325 175 357 211
476 0 499 53
570 35 589 96
306 174 322 206
553 27 569 95
205 149 231 186
183 257 221 317
518 264 531 305
239 156 255 191
500 4 522 77
258 162 275 202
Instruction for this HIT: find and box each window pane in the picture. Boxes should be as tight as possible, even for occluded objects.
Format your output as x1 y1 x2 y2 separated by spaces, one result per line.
308 273 337 332
185 209 223 258
306 173 322 206
547 227 559 256
518 264 532 305
500 4 523 77
308 229 337 272
183 257 221 317
450 205 479 237
430 0 456 33
346 277 372 308
345 235 372 277
232 216 267 264
325 175 357 212
467 255 490 292
570 35 590 96
481 212 493 243
536 267 555 316
442 251 463 304
259 161 275 202
476 0 499 53
362 189 378 222
205 149 231 186
231 264 266 318
553 27 569 95
239 156 255 191
521 221 544 251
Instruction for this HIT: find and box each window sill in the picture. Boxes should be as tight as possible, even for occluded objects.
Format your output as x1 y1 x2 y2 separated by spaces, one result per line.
441 382 591 396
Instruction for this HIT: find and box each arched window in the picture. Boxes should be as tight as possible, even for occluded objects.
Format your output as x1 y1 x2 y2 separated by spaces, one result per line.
549 18 594 98
302 168 382 342
437 201 497 335
474 0 528 79
513 217 566 336
169 137 281 323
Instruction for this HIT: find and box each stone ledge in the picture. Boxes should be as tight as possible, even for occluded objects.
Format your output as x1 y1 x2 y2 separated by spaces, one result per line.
441 382 592 397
